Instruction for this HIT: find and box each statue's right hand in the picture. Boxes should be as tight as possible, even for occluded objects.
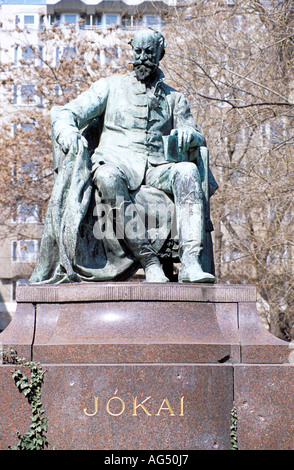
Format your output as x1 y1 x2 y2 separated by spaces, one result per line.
59 132 88 156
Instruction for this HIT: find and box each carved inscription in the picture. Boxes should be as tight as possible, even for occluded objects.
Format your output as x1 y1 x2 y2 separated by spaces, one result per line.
83 390 184 417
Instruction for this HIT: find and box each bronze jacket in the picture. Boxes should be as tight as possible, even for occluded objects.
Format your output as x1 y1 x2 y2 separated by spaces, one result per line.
53 70 205 190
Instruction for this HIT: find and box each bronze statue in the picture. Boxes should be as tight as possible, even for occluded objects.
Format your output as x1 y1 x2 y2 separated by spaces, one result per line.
30 29 218 285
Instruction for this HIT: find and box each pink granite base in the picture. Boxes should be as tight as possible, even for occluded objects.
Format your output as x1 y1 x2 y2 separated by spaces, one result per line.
0 283 293 450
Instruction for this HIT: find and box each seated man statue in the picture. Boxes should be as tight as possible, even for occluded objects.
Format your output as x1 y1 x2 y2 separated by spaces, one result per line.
30 29 217 285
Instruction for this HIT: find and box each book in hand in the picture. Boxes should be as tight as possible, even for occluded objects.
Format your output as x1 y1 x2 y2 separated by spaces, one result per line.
162 134 189 162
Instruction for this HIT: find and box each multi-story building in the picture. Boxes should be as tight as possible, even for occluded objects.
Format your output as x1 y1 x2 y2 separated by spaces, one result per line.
0 0 175 331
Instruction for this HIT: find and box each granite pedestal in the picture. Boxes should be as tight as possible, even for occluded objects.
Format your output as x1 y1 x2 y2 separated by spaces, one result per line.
0 283 293 450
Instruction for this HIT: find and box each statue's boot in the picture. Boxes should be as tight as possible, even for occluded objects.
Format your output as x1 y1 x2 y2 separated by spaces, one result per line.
140 253 169 283
123 235 169 283
176 200 215 283
178 244 215 283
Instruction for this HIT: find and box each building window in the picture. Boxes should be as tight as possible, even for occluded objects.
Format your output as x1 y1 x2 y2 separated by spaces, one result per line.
55 46 76 66
13 84 42 106
14 13 40 29
11 239 40 263
121 14 132 28
63 46 76 60
121 14 144 29
14 45 43 67
143 15 161 28
55 47 59 66
105 14 119 26
22 45 35 63
53 14 60 25
24 15 35 26
21 84 35 104
64 14 77 25
94 14 102 26
104 47 120 64
14 122 36 133
80 14 102 29
11 203 40 224
271 122 286 146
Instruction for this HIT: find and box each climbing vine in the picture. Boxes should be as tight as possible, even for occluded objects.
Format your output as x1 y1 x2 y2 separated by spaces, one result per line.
2 348 48 450
230 403 238 450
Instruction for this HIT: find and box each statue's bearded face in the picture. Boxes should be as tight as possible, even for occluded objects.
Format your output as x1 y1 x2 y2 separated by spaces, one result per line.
132 32 162 82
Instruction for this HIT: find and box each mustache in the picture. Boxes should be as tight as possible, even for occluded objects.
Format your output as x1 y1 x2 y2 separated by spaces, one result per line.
133 59 157 68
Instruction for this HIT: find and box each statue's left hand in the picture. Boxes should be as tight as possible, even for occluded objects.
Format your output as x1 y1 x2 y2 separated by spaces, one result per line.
170 128 205 154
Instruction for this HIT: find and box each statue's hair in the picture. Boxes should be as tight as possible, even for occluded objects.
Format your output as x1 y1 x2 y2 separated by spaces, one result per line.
128 28 167 60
